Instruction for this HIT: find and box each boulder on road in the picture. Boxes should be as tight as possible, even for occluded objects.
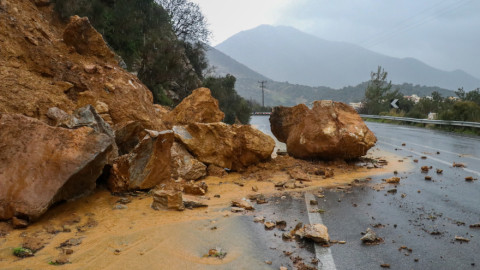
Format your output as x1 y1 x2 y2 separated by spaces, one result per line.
173 123 275 171
0 114 114 222
108 130 174 193
270 100 377 160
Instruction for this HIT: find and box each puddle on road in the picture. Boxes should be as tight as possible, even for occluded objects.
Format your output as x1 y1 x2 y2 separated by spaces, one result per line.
0 148 410 269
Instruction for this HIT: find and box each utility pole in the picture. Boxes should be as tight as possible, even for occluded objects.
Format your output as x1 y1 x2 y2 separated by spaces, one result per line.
258 80 267 108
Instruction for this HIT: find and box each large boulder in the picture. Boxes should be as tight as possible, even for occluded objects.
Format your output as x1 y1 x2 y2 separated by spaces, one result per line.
108 130 174 193
170 142 206 180
173 123 275 171
63 15 115 60
164 88 224 127
270 101 377 159
0 114 114 222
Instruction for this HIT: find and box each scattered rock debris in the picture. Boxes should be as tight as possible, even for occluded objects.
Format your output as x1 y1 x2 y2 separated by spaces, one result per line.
205 248 227 259
361 228 383 245
231 199 254 210
455 236 470 242
385 177 400 184
453 162 466 168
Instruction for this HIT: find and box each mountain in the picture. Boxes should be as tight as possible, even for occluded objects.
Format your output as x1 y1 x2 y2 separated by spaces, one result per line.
215 25 480 91
205 45 269 81
206 46 456 107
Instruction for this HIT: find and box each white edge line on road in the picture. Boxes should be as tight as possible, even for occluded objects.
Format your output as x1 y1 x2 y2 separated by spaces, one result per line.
376 135 480 162
378 141 480 177
304 192 337 270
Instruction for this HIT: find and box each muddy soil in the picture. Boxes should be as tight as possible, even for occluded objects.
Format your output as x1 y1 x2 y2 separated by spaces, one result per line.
0 148 408 269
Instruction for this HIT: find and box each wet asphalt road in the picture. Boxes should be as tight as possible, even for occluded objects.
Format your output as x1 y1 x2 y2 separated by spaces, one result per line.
245 120 480 270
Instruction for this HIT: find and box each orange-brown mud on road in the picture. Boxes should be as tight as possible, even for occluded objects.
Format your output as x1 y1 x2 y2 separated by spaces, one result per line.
0 148 410 269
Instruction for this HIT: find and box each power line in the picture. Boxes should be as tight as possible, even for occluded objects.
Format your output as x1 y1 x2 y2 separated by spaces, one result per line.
258 81 267 107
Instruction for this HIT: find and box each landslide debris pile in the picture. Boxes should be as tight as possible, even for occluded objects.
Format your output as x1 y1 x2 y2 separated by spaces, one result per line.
0 0 274 226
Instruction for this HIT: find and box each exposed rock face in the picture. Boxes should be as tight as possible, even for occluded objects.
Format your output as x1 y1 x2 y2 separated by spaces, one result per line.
207 164 227 177
270 100 377 159
108 130 174 193
0 1 164 131
0 114 114 221
173 123 275 171
151 190 184 211
164 88 224 127
171 142 206 180
63 15 115 60
114 121 147 155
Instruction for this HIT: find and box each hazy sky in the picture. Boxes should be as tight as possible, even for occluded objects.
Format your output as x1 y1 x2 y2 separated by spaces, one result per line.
191 0 480 80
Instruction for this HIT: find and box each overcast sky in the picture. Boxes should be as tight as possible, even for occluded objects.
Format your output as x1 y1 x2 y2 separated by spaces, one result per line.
191 0 480 80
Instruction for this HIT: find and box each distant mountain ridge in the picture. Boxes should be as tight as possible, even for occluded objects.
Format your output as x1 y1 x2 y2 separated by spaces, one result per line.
215 25 480 91
206 46 456 107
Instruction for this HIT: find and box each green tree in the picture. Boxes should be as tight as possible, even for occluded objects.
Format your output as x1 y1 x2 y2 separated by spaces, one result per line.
360 66 402 115
204 75 252 124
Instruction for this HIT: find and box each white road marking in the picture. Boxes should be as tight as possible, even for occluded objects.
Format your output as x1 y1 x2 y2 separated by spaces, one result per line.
304 192 337 270
378 141 480 177
376 135 480 162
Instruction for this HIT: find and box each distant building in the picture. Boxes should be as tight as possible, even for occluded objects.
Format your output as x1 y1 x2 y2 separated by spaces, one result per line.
349 102 363 111
404 94 420 103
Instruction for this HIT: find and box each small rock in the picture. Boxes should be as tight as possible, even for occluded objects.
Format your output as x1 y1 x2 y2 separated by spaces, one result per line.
338 241 346 244
183 182 208 195
280 267 288 270
465 176 474 182
284 180 296 189
116 197 131 204
425 176 432 181
469 223 480 228
296 224 330 244
12 217 29 229
274 181 287 187
253 216 265 223
13 247 33 258
387 188 397 194
310 200 318 205
385 177 400 184
436 169 443 174
380 263 390 268
83 64 97 74
64 248 74 255
113 204 128 210
114 249 121 255
421 156 427 159
413 159 418 163
231 207 244 213
59 238 82 248
276 220 287 230
453 162 466 168
151 190 184 211
51 254 69 265
231 199 254 210
264 222 275 230
265 261 272 265
455 236 470 242
183 195 208 208
361 228 381 243
252 186 258 192
421 166 429 172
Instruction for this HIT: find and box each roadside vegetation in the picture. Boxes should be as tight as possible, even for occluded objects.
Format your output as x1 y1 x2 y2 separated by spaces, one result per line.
360 66 480 122
54 0 253 124
359 66 480 134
